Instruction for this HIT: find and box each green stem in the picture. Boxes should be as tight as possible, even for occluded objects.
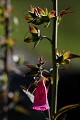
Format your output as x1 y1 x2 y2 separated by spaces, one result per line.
51 0 58 119
42 36 52 42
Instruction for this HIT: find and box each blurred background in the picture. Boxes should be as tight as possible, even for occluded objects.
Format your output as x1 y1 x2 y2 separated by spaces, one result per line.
0 0 80 120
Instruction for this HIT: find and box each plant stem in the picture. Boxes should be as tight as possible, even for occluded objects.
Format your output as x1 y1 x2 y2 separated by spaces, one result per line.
51 0 58 119
3 0 11 120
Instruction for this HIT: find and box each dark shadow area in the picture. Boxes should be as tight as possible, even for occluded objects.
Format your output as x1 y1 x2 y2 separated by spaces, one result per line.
57 65 80 119
0 65 80 120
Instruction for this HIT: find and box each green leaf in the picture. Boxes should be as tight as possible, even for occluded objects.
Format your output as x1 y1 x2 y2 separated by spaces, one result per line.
32 17 43 25
32 15 50 26
24 34 41 47
24 25 42 48
28 11 36 18
14 105 31 115
24 36 33 43
25 65 40 77
57 16 62 25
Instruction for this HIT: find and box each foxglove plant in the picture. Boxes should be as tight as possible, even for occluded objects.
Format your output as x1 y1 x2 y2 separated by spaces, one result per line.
24 1 80 120
1 0 79 120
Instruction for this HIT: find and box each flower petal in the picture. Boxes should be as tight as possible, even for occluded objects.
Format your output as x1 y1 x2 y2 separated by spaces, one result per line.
59 8 74 16
48 10 55 18
37 7 45 15
63 51 70 60
25 14 33 22
45 7 48 15
29 25 38 34
30 5 35 13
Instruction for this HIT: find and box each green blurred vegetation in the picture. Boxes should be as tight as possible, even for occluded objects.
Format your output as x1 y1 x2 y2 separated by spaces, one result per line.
1 0 80 67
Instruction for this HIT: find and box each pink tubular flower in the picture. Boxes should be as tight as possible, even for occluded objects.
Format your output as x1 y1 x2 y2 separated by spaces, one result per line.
32 76 50 111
